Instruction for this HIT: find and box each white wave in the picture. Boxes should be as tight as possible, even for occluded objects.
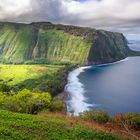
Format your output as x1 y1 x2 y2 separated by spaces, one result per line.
65 66 93 116
65 58 129 116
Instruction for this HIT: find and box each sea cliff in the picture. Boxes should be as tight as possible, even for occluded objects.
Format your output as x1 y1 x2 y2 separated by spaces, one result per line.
0 22 131 65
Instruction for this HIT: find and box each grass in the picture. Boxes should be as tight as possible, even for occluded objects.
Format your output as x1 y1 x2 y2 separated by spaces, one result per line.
0 64 73 97
0 64 59 85
0 110 130 140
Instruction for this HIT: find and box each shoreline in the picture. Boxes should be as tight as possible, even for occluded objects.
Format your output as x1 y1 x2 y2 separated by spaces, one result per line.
63 57 129 116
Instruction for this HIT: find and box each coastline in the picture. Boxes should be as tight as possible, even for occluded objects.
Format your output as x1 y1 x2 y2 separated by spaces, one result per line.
63 57 129 116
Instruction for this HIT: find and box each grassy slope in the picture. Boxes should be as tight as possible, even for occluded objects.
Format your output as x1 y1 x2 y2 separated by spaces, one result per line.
0 110 131 140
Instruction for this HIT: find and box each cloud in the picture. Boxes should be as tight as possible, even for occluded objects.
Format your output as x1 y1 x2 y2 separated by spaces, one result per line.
0 0 31 19
0 0 140 36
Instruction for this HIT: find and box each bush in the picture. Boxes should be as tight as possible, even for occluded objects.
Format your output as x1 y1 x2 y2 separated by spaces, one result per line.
111 113 125 128
50 99 64 112
0 89 52 114
111 112 140 130
0 84 12 93
131 115 140 130
130 116 140 130
79 111 110 124
126 113 140 130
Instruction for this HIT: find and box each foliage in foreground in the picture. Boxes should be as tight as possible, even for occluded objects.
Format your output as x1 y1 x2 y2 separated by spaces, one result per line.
112 112 140 131
0 89 51 114
79 110 140 131
79 111 110 124
50 99 64 112
0 110 128 140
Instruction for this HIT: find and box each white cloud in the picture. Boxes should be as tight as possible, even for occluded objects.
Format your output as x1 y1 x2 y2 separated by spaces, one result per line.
0 0 31 19
0 0 140 36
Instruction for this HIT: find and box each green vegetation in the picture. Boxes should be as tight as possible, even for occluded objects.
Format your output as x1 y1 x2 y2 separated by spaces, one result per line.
0 23 91 65
0 110 129 140
79 110 140 131
0 22 138 66
50 99 64 112
0 64 75 114
80 111 110 124
0 64 74 97
36 64 76 96
0 25 32 63
112 112 140 131
38 30 91 64
0 89 51 114
0 64 58 85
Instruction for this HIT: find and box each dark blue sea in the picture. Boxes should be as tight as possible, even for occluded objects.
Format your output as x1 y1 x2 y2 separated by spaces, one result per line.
66 40 140 115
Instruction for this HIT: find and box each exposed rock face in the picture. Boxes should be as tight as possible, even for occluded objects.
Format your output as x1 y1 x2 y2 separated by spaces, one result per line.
0 22 130 65
87 30 129 65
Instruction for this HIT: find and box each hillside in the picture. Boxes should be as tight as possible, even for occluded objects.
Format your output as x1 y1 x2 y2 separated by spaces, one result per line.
0 22 130 65
0 110 134 140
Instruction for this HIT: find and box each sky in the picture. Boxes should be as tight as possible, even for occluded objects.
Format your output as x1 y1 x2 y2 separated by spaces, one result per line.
0 0 140 40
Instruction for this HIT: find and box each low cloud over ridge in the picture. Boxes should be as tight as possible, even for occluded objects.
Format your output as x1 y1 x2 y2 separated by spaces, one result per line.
0 0 140 37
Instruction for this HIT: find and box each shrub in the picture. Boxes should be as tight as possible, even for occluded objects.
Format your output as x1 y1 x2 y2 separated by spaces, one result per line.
0 89 52 114
50 99 64 112
130 115 140 130
111 113 125 128
0 84 12 93
111 112 140 130
79 111 110 124
125 113 140 130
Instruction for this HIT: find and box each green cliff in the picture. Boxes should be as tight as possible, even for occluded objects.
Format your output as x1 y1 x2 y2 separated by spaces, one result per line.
87 30 129 65
0 22 130 65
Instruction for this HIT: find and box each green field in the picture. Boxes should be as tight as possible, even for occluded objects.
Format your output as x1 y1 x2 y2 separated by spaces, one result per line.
0 63 74 96
0 64 59 85
0 64 71 98
0 110 130 140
